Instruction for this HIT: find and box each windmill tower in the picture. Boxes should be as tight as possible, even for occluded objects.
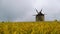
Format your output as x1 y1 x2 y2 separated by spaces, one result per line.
35 9 45 21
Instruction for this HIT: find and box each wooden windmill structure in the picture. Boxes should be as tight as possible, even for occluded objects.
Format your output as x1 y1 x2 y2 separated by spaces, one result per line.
35 8 45 21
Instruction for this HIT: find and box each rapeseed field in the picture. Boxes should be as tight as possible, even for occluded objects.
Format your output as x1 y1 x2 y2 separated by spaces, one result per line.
0 21 60 34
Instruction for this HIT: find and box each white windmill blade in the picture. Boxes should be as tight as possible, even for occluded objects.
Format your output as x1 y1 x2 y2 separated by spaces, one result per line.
33 14 37 16
35 8 39 13
44 14 47 15
40 8 43 12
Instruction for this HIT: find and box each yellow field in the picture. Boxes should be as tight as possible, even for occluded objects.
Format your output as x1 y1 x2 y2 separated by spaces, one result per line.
0 21 60 34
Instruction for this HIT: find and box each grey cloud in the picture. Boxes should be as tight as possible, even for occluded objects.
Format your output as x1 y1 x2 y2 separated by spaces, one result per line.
0 0 60 22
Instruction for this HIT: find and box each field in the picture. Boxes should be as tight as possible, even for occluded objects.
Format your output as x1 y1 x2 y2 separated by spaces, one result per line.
0 21 60 34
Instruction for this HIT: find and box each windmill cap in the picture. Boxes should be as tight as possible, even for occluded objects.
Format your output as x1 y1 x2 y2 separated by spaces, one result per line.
36 11 44 16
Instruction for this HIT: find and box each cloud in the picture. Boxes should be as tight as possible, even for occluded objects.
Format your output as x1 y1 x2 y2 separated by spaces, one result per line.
0 0 60 22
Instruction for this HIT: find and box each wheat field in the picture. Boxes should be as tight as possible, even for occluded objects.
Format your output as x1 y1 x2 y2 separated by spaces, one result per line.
0 21 60 34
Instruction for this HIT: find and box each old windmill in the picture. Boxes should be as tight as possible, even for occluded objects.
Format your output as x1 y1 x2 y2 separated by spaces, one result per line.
34 8 45 21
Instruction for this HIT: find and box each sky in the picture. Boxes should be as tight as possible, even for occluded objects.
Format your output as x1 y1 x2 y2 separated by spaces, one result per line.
0 0 60 22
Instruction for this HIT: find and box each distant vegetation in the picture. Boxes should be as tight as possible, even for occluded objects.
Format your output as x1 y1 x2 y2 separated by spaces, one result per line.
0 21 60 34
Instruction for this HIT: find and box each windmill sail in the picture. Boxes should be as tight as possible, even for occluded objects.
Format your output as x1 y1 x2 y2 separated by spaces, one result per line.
40 9 42 12
35 9 39 13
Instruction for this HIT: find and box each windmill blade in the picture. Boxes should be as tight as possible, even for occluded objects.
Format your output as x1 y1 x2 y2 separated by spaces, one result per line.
35 8 39 13
40 8 43 12
33 14 37 16
44 14 47 15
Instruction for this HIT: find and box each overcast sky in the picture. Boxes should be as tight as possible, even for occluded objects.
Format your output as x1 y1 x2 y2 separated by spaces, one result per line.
0 0 60 22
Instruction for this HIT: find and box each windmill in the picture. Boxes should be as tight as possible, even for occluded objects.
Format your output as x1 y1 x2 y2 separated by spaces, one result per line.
34 8 45 21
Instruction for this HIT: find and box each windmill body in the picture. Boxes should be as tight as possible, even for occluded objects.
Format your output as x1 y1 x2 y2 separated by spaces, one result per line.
35 9 44 21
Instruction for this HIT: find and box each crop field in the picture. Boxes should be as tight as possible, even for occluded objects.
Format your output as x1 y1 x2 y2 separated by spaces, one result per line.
0 21 60 34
